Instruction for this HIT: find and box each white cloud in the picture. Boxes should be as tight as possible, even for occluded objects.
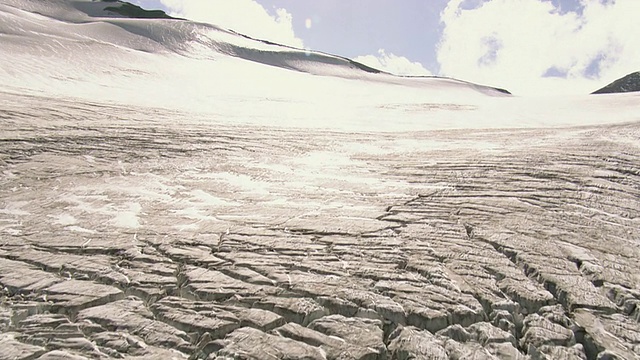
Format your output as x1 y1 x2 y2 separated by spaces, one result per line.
354 49 432 76
159 0 303 48
437 0 640 95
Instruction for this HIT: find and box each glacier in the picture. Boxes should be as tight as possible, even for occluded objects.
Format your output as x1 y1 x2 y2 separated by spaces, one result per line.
0 1 639 359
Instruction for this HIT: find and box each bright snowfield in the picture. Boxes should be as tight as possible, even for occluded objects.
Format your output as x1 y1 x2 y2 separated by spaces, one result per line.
1 0 639 131
1 1 640 360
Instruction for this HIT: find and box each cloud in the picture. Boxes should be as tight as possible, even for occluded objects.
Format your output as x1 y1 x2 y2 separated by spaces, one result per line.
354 49 432 76
158 0 303 48
437 0 640 95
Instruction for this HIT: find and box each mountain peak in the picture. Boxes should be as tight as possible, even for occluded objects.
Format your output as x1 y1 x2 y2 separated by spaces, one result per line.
101 1 174 19
73 0 175 19
592 71 640 94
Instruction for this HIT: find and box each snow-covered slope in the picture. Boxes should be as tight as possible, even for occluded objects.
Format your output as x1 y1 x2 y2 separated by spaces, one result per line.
1 0 638 131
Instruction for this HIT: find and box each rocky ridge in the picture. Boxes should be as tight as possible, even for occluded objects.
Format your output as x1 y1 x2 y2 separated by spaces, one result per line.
592 71 640 94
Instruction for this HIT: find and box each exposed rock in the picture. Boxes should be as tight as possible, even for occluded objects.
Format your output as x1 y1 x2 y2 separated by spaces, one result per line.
592 71 640 94
103 1 175 19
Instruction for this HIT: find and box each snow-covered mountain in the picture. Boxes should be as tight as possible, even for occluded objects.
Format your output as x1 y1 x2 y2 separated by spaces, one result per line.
0 0 492 83
592 71 640 94
0 0 638 131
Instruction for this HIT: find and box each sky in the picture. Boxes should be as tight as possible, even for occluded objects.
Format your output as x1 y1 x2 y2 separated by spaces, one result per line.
131 0 639 96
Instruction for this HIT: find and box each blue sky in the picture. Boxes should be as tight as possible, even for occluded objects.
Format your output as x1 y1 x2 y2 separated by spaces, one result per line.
246 0 449 73
131 0 639 95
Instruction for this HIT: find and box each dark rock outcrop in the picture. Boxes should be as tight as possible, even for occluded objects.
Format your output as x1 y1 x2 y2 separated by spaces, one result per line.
592 71 640 94
102 1 175 19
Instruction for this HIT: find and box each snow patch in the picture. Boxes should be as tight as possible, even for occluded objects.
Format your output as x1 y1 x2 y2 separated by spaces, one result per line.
65 225 97 233
112 202 142 229
189 189 236 206
51 214 78 226
0 202 30 216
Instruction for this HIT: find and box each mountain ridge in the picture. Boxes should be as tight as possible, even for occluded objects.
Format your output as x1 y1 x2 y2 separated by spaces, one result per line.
76 0 511 94
102 0 174 19
2 0 639 133
592 71 640 94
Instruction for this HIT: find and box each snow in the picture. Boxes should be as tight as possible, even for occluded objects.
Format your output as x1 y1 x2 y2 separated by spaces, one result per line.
1 4 639 357
1 0 637 238
0 202 30 216
2 0 637 134
51 214 78 226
